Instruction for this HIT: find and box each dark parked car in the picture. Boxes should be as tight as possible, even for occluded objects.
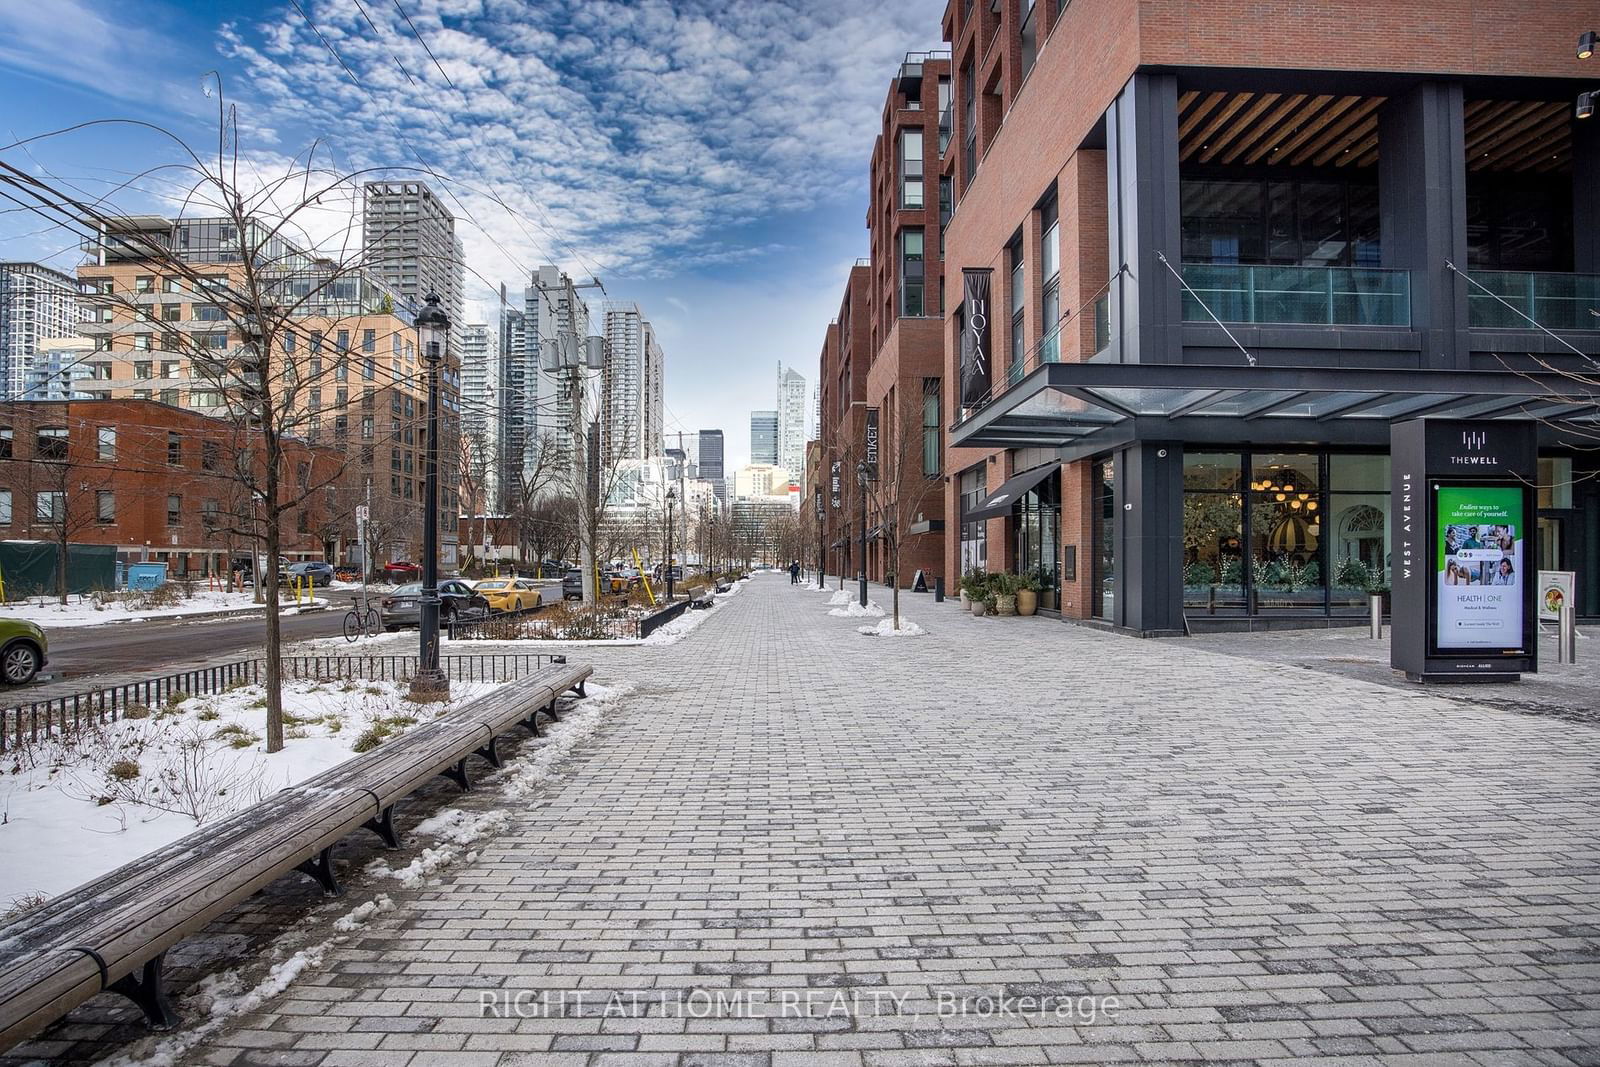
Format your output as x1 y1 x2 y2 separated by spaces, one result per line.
0 618 48 685
561 568 583 600
539 559 568 578
379 579 490 631
286 561 335 587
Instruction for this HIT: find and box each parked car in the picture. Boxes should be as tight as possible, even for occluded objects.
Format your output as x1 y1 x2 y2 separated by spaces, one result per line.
0 618 47 685
379 579 490 631
473 578 542 614
286 561 336 587
231 554 290 583
538 559 568 578
650 563 684 583
561 568 584 600
384 560 421 582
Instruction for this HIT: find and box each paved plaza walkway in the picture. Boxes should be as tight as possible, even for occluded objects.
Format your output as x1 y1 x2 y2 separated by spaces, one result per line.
125 578 1600 1064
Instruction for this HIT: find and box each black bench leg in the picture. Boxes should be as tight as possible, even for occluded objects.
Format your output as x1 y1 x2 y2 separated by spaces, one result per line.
363 804 402 850
295 845 343 897
574 679 587 698
475 734 502 768
520 713 543 737
544 700 561 722
440 757 472 792
108 952 178 1031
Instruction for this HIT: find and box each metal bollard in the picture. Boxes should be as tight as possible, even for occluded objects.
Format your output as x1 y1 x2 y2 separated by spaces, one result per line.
1558 603 1577 664
1369 592 1383 639
934 576 945 603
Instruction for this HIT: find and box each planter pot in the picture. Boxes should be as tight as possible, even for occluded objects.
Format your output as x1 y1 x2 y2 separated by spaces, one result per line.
971 598 987 617
959 590 970 609
1016 589 1037 616
1040 590 1056 612
995 594 1017 617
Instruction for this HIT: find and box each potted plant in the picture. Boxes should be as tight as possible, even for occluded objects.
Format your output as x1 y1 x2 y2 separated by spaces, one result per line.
993 573 1019 616
1016 573 1039 617
958 568 981 609
968 572 990 616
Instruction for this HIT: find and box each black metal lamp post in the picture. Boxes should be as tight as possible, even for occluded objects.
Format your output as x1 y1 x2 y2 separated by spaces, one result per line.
665 486 677 600
856 460 869 607
411 292 450 702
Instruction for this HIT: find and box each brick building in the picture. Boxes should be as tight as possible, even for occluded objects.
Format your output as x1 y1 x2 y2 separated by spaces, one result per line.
73 215 456 567
0 399 341 576
816 264 871 581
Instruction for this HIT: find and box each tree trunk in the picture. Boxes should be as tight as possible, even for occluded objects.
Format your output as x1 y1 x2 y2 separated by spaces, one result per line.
263 459 285 754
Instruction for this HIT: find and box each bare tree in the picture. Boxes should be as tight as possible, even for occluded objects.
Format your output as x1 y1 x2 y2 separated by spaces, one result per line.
866 389 942 630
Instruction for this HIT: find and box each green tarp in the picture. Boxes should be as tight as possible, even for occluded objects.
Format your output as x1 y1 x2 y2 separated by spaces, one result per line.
0 541 118 600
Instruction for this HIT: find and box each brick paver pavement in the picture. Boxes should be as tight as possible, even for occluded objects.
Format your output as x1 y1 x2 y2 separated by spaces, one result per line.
131 578 1600 1064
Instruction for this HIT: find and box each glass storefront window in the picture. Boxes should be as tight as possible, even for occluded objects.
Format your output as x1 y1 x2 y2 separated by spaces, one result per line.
1014 473 1060 610
1249 454 1322 612
1184 452 1243 491
1093 459 1116 620
1539 456 1574 509
959 466 987 574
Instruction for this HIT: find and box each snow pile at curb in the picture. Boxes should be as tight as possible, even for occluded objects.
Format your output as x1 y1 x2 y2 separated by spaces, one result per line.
857 617 927 637
828 599 885 618
827 589 854 606
501 682 631 801
369 809 511 889
1 590 270 629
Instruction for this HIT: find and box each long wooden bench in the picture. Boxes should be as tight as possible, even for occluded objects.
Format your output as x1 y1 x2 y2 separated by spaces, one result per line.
0 661 591 1053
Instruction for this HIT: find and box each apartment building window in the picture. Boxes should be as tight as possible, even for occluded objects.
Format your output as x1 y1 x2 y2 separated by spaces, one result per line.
962 63 977 186
296 461 310 490
390 447 401 472
309 356 322 378
309 388 322 412
134 389 151 401
97 426 116 461
202 499 219 531
167 495 181 526
90 363 113 380
899 229 926 317
195 304 224 322
334 415 348 440
162 304 181 321
1019 0 1040 81
203 332 228 351
310 330 323 354
135 276 153 293
308 415 320 440
202 440 219 471
0 428 12 459
96 491 115 524
362 387 374 411
133 334 151 351
939 177 953 255
37 427 68 462
160 388 179 406
283 332 297 354
162 361 180 379
361 415 374 439
160 333 181 352
336 329 349 352
36 491 64 524
922 378 941 477
363 356 375 380
0 490 11 525
1009 241 1025 379
1041 197 1061 351
335 360 348 382
362 329 376 354
190 390 221 408
162 277 182 294
937 77 952 154
900 129 924 210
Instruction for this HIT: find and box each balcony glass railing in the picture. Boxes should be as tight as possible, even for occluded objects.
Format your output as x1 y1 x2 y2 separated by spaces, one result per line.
1180 264 1411 327
1468 271 1600 331
1038 318 1062 365
1094 294 1110 353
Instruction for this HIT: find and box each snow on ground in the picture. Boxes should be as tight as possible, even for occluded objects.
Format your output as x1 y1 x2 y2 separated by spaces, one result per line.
828 599 885 618
66 680 631 1067
0 590 322 629
328 579 396 595
857 616 927 637
0 677 502 907
827 589 854 606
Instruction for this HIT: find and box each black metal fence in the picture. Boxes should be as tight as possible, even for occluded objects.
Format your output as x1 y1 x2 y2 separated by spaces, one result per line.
445 597 698 642
638 598 692 639
1 651 567 753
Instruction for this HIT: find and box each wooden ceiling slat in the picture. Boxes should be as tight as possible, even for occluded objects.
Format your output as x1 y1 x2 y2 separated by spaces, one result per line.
1295 97 1384 166
1258 95 1362 164
1465 101 1548 155
1198 93 1284 163
1485 112 1572 171
1243 94 1337 165
1532 145 1573 173
1218 93 1307 164
1183 93 1258 162
1178 91 1230 142
1332 129 1380 168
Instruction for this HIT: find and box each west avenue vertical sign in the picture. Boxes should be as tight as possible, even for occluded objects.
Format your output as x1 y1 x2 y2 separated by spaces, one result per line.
1391 418 1537 682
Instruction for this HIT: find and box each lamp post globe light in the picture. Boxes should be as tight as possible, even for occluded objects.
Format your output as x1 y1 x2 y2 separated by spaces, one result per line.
856 460 869 608
411 292 451 702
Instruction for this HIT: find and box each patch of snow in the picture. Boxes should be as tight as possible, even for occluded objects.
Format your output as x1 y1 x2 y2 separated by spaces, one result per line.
0 678 503 906
499 682 630 802
827 589 854 606
828 599 885 618
0 590 271 629
331 894 394 932
857 617 927 637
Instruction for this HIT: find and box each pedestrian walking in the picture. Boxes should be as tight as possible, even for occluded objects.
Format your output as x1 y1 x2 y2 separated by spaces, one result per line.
789 559 801 584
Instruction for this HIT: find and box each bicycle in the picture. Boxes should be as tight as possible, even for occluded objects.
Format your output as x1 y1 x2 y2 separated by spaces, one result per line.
343 603 381 642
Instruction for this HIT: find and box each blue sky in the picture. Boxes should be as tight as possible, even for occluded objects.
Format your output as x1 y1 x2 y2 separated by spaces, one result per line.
0 0 943 468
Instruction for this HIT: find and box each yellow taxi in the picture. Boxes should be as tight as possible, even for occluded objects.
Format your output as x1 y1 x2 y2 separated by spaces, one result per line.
472 578 543 614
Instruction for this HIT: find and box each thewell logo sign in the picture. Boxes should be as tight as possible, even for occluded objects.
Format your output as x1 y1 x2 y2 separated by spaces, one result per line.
1449 429 1498 466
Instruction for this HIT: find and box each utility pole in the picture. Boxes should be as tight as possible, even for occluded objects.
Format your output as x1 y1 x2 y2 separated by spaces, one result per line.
532 271 606 605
